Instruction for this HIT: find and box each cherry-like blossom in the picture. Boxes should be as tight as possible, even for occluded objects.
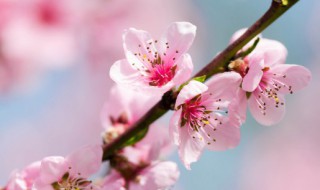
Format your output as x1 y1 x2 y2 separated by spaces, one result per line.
100 85 162 144
102 131 179 190
33 145 102 190
170 72 242 169
229 29 311 126
110 22 195 93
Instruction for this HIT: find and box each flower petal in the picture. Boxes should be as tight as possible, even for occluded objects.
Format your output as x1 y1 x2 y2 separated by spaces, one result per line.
271 64 311 94
38 156 66 184
102 170 125 190
158 22 196 61
130 161 180 190
256 38 287 67
175 80 208 109
109 59 142 86
66 145 102 178
123 28 155 66
206 71 242 100
229 90 247 125
249 91 286 126
171 53 194 86
169 110 182 146
170 109 205 169
242 55 264 92
178 125 205 170
203 116 241 151
101 85 161 127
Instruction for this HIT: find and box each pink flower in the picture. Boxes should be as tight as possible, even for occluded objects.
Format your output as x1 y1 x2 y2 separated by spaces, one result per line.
101 85 162 144
102 138 179 190
33 145 102 190
110 22 195 93
229 29 311 126
170 72 242 169
101 170 125 190
102 161 179 190
101 95 179 190
5 161 40 190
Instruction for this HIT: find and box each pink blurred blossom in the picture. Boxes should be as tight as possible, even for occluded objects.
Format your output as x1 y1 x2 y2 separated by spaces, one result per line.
101 84 171 157
102 135 179 190
0 0 78 93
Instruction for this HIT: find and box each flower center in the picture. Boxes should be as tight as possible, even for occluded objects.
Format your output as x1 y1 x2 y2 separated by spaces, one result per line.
148 57 177 87
254 70 290 115
180 94 212 131
51 172 92 190
179 93 228 145
131 41 180 87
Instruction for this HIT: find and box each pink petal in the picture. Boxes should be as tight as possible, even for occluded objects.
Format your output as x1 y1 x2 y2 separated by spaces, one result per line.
242 55 264 92
109 59 141 86
137 124 172 161
130 161 180 190
21 161 41 185
33 183 54 190
158 22 196 60
122 146 150 165
249 91 286 126
179 126 205 169
271 64 311 94
229 90 247 125
171 53 194 86
256 38 287 67
38 156 66 184
6 172 28 190
66 145 102 178
206 71 242 100
203 117 241 151
169 110 182 146
101 85 161 127
102 170 125 190
169 110 205 169
123 28 154 65
175 80 208 109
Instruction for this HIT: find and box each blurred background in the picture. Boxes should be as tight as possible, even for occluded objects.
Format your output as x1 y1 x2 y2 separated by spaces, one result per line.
0 0 319 189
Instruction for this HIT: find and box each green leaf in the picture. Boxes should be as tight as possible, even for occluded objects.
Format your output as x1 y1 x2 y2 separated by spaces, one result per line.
193 75 207 83
122 127 149 147
177 75 207 92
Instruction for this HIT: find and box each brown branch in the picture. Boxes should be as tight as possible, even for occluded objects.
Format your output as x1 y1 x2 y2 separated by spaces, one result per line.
102 0 299 160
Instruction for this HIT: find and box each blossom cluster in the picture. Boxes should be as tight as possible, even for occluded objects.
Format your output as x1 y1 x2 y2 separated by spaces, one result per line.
1 21 311 190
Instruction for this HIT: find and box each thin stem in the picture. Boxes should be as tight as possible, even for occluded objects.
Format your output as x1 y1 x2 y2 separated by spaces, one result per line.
102 0 299 160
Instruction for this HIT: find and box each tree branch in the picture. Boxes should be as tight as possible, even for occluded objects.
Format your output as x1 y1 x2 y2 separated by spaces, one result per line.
102 0 299 160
